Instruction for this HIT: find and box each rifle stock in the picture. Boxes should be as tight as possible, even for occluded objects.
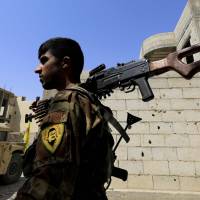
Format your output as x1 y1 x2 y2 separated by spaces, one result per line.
149 43 200 79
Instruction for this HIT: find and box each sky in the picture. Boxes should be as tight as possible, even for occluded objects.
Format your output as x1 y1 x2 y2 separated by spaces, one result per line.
0 0 187 100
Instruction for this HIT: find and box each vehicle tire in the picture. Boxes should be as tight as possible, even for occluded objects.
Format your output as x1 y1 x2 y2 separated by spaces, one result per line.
0 153 23 184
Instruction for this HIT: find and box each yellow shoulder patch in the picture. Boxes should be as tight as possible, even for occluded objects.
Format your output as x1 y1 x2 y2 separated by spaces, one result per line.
41 123 64 153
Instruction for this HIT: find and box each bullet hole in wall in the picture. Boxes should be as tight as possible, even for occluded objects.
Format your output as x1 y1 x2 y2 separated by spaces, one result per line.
148 140 152 144
174 178 176 181
152 113 155 117
141 152 144 157
157 126 160 130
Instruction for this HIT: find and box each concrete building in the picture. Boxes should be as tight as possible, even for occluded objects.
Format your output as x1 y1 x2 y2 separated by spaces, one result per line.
43 1 200 199
140 0 200 61
11 96 38 142
108 0 200 199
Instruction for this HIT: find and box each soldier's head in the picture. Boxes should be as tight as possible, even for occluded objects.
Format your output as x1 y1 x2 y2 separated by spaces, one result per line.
35 37 84 90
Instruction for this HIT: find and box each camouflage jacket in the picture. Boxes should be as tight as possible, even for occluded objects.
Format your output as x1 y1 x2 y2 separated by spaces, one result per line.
16 85 113 200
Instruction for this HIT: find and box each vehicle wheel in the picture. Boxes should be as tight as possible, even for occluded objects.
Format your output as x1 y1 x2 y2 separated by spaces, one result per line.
0 153 23 184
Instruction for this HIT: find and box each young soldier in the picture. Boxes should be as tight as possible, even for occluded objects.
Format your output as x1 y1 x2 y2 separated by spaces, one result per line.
15 37 113 200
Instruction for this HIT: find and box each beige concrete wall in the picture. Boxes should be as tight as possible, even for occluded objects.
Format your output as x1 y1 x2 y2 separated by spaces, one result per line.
16 97 38 133
118 0 200 196
140 32 176 60
10 96 38 143
105 71 200 193
140 0 200 61
175 0 200 49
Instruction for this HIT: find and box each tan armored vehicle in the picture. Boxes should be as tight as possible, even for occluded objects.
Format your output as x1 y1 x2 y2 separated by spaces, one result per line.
0 88 25 184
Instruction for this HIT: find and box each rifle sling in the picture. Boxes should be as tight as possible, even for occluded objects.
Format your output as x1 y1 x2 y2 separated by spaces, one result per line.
102 108 130 143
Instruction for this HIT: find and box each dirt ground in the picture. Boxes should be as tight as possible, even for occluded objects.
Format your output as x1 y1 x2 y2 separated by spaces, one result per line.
0 177 25 200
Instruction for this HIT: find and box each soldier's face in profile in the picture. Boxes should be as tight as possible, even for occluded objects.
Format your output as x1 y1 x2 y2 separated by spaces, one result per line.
35 50 66 90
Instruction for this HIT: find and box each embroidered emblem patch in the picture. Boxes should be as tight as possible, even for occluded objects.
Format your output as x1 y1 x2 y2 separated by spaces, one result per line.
41 123 64 153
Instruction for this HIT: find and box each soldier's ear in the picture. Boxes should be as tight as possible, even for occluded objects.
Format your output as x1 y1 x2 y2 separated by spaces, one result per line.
62 56 71 69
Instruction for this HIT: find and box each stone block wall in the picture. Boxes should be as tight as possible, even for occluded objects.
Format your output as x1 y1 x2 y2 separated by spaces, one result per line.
99 71 200 192
123 0 200 193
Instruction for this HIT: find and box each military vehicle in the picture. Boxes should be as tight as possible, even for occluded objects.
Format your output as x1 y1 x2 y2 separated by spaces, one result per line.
0 88 25 184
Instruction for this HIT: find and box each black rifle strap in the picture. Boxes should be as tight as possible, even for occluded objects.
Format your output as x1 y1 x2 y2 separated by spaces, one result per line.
102 108 130 143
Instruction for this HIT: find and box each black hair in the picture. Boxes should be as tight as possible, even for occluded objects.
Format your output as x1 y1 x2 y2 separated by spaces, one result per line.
38 37 84 81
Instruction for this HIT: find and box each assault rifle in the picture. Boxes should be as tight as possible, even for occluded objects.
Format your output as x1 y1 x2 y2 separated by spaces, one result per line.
27 43 200 123
82 43 200 101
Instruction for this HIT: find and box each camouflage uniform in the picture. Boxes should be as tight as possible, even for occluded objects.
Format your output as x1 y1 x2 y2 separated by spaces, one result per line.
15 86 113 200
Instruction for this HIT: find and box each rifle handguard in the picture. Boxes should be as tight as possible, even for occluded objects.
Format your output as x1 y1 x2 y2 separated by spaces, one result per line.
112 166 128 181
